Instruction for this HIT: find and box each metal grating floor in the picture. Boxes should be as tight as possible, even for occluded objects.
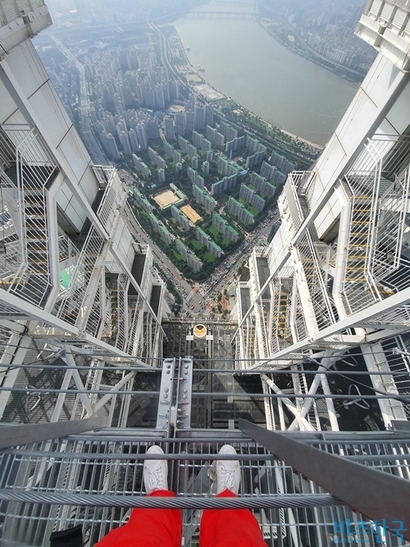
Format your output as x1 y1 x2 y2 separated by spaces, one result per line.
0 430 409 546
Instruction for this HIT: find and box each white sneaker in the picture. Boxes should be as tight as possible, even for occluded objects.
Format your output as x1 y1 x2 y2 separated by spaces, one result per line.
216 444 240 495
143 445 168 494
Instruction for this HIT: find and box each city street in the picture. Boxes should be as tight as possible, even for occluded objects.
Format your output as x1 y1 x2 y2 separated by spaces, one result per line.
126 201 280 317
183 209 281 315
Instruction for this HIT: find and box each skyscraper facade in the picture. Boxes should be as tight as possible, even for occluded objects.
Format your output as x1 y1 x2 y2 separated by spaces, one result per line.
233 0 410 432
0 0 168 446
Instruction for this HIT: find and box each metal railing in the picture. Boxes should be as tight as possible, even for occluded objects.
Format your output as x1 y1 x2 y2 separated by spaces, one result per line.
54 221 106 328
342 136 410 315
296 229 336 331
0 127 57 307
0 169 23 281
57 235 81 298
283 173 308 232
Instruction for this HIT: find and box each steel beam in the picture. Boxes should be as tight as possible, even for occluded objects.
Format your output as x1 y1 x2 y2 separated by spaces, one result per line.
239 419 410 540
0 416 106 449
156 358 175 432
176 357 193 430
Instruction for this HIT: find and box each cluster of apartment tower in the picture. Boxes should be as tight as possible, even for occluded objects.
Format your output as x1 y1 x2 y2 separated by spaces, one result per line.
127 127 293 272
54 34 295 275
110 85 295 274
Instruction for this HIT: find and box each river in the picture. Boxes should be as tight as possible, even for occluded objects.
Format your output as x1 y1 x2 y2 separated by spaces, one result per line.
174 15 359 146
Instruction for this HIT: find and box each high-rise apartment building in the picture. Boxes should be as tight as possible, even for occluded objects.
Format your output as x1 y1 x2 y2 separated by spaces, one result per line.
149 214 173 245
1 1 410 546
136 123 148 149
128 128 139 153
206 125 225 149
171 205 190 232
175 238 203 273
132 153 151 178
194 104 205 130
216 154 241 177
163 140 183 164
132 187 154 214
102 132 120 159
190 155 199 170
212 212 240 243
192 130 212 152
269 151 294 175
118 130 132 155
192 183 216 212
239 184 266 213
250 171 276 198
148 147 167 170
158 168 166 183
226 134 245 157
227 196 255 225
144 119 160 140
195 227 223 259
163 115 175 141
178 135 197 158
245 149 266 170
184 109 195 134
187 167 205 189
219 120 238 141
204 103 214 126
174 111 186 136
211 173 239 196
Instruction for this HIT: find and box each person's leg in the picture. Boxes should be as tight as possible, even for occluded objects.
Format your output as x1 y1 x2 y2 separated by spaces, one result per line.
200 445 268 547
200 489 268 547
95 446 182 547
96 490 181 547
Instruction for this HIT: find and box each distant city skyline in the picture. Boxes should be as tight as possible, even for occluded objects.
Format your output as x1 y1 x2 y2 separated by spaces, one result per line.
38 0 375 148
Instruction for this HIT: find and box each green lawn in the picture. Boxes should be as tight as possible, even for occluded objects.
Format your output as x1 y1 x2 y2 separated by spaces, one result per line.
172 250 183 261
191 239 203 250
204 252 216 263
208 226 219 238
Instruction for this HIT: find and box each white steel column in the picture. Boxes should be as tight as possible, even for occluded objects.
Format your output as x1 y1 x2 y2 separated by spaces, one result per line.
361 342 408 427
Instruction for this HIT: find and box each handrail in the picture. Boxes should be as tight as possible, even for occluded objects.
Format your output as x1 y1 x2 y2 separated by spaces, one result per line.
0 489 340 510
239 419 410 540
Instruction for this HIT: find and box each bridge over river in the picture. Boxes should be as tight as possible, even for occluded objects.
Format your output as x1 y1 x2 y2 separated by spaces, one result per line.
186 1 259 19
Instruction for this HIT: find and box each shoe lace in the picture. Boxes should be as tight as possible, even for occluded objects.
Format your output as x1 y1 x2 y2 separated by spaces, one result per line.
146 467 165 490
219 467 236 490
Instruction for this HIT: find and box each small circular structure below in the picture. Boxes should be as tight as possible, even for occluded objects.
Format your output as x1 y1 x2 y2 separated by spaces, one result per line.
193 324 207 338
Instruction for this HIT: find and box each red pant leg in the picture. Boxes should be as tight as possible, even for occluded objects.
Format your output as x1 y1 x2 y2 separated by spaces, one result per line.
95 490 182 547
200 489 268 547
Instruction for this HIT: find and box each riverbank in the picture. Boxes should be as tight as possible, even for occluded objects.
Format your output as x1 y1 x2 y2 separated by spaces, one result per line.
167 25 321 166
258 18 365 85
280 129 324 151
173 17 357 146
